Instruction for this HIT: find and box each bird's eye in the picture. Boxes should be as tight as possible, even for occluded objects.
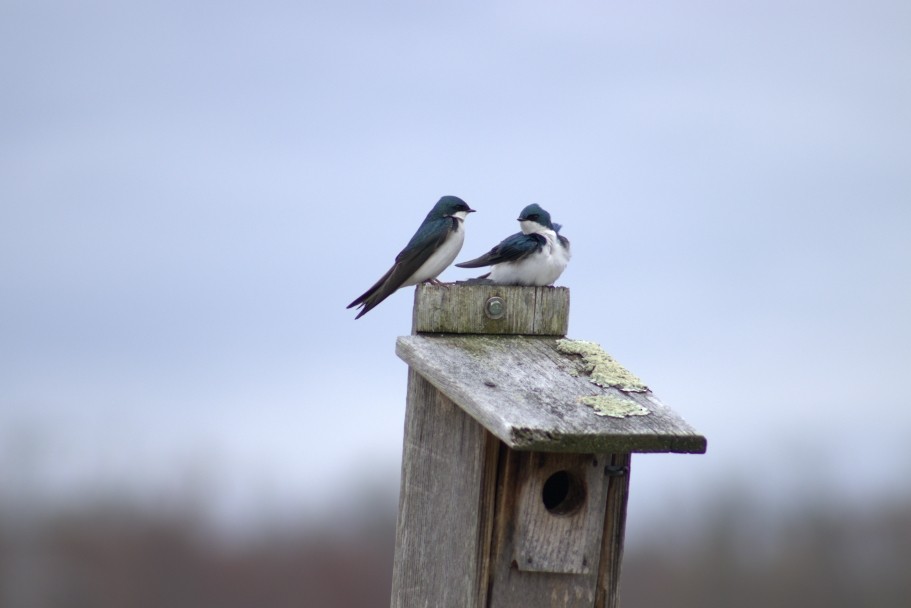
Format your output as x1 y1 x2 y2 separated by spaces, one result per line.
528 214 539 221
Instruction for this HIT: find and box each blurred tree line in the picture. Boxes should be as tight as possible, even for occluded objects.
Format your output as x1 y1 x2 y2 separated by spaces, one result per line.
1 488 909 608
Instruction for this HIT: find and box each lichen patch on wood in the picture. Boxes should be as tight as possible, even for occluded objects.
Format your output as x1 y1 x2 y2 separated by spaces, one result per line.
580 395 650 418
555 339 648 392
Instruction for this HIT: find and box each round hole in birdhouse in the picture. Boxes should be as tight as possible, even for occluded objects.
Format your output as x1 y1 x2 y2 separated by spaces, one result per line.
541 470 586 516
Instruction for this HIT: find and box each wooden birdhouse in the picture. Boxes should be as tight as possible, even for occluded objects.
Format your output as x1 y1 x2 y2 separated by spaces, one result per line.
391 283 706 608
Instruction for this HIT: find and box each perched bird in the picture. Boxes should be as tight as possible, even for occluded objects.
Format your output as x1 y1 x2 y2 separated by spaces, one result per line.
456 203 570 286
347 195 475 319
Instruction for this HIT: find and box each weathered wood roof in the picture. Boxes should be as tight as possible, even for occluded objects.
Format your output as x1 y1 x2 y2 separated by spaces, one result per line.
396 334 707 454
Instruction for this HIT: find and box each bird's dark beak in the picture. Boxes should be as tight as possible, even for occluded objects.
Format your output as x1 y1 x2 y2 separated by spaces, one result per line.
468 208 477 213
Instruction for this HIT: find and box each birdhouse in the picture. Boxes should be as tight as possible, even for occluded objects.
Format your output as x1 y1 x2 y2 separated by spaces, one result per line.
391 283 706 608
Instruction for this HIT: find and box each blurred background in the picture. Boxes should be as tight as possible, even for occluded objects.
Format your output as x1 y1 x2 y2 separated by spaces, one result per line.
2 1 909 606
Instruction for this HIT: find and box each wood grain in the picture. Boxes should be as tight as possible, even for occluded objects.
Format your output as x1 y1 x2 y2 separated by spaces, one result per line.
595 453 632 608
396 334 707 454
487 450 602 607
390 369 499 608
412 283 569 335
512 452 609 574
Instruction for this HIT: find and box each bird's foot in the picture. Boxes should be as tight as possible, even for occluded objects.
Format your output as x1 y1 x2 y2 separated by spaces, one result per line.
425 278 450 289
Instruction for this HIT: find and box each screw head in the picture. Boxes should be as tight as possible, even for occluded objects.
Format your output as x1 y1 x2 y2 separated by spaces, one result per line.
485 296 506 319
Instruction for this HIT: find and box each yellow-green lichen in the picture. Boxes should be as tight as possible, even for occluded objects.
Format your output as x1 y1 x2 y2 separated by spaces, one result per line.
556 339 648 392
580 395 650 418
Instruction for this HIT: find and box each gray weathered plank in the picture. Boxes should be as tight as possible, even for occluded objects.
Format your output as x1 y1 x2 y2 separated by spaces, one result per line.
396 334 707 454
487 449 601 607
390 369 499 608
512 452 610 574
595 453 632 608
412 283 569 335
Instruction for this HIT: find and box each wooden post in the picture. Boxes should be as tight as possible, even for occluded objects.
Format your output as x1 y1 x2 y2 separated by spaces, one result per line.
391 283 706 608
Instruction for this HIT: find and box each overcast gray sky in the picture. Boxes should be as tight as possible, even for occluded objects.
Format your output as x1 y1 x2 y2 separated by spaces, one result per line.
2 0 909 530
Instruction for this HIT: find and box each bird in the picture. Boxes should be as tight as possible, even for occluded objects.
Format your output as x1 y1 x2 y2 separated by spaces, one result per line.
455 203 570 286
347 195 476 319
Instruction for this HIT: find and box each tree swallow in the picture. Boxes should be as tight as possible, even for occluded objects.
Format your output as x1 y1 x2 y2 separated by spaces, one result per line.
347 195 476 319
456 203 570 286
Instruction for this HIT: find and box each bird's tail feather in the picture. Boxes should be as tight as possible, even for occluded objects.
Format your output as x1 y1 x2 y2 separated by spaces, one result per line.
347 266 396 310
454 256 491 269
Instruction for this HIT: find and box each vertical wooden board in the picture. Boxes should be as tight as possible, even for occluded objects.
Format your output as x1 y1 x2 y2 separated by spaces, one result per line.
595 454 632 608
532 285 571 336
474 428 500 608
487 451 605 608
513 453 609 574
390 369 499 608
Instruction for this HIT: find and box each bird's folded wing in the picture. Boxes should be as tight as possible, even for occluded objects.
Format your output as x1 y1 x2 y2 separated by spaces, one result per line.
348 217 453 309
455 232 544 268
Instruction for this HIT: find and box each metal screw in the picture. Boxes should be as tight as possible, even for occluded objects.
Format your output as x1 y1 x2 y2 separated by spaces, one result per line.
485 296 506 319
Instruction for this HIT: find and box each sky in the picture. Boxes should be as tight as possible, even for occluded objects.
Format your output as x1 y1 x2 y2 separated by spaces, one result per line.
1 0 910 533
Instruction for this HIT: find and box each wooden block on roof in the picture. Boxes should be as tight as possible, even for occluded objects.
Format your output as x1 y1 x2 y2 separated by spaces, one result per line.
412 282 569 335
